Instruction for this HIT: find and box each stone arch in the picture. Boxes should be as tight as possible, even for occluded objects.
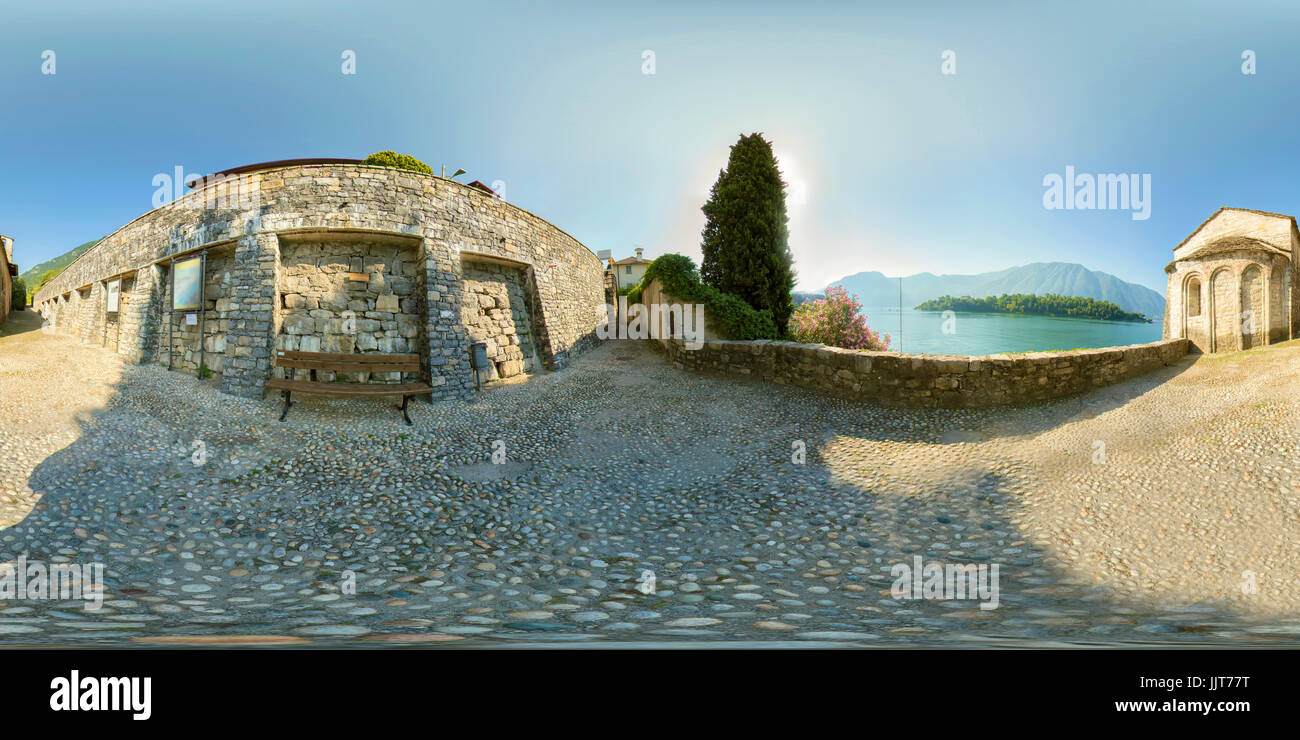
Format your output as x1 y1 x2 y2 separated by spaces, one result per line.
1240 263 1265 349
1180 271 1203 346
1269 262 1289 343
1208 267 1236 353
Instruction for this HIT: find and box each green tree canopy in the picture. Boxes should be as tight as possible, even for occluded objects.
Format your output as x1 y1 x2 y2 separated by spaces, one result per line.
700 133 796 332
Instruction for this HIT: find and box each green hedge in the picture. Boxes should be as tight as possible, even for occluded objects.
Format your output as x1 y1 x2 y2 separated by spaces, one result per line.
627 254 778 340
362 151 434 176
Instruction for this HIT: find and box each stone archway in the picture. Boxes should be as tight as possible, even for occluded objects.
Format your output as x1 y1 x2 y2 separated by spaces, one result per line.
1240 264 1265 349
1209 268 1235 353
1181 272 1203 349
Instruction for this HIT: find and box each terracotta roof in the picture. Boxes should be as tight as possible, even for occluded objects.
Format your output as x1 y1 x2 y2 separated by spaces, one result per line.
609 257 652 266
1173 207 1296 252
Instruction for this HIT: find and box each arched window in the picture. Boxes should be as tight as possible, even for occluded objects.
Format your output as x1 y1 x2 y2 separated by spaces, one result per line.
1186 277 1201 317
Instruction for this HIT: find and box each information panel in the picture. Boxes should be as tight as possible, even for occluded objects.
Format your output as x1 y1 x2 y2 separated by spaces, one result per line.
172 257 203 310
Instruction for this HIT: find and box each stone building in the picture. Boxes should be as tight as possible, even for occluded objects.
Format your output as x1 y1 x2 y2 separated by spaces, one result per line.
32 160 606 399
0 235 14 328
1164 207 1298 353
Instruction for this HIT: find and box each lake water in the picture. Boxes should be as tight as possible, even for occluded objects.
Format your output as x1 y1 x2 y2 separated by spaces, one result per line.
859 306 1164 356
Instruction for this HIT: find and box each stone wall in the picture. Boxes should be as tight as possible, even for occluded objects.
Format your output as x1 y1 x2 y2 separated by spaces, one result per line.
640 279 718 344
660 337 1189 408
276 236 423 384
460 259 540 380
162 249 234 377
0 236 12 328
32 163 605 400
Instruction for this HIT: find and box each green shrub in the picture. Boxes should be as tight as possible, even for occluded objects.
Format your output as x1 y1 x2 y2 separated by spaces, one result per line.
362 151 434 176
788 285 889 350
627 254 778 340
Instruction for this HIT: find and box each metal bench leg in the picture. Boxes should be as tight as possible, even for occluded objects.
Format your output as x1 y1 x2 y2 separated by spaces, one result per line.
279 390 292 422
399 395 413 426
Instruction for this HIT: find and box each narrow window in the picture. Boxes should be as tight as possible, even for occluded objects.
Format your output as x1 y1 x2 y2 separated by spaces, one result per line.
1187 278 1201 317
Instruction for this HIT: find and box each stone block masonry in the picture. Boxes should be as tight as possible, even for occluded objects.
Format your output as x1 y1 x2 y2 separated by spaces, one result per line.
275 237 423 384
661 337 1190 408
461 259 541 381
32 163 606 401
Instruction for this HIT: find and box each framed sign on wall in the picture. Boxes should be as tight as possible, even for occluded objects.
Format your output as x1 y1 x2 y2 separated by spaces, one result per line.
106 278 121 313
172 256 203 310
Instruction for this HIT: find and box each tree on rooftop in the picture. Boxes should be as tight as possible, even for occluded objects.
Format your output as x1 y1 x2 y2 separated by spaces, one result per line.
699 132 796 332
362 151 435 176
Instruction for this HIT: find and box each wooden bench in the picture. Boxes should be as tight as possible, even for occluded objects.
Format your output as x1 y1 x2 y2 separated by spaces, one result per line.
265 350 433 425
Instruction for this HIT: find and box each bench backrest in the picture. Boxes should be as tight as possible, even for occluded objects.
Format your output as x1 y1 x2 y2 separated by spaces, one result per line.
274 350 421 374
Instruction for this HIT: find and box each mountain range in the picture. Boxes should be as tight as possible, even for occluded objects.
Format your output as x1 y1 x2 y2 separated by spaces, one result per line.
19 237 104 288
800 262 1165 319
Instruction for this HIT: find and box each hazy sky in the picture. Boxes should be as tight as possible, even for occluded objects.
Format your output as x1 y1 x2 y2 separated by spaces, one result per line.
4 0 1300 293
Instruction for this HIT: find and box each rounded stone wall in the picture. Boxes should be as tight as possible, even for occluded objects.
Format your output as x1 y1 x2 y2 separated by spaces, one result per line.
33 163 606 399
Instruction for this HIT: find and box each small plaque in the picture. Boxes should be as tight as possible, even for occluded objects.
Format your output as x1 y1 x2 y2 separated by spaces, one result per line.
347 273 370 282
185 313 198 325
106 279 121 313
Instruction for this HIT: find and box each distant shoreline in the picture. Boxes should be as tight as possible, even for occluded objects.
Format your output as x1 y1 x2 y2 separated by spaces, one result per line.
912 308 1154 325
912 293 1153 324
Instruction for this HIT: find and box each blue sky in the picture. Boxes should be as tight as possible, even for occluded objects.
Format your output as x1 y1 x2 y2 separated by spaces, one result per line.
3 0 1300 292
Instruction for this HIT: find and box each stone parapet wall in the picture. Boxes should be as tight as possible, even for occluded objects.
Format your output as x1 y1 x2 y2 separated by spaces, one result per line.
661 337 1190 408
32 164 605 400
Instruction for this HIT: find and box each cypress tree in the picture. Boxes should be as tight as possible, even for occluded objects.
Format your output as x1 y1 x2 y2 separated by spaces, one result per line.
699 133 796 331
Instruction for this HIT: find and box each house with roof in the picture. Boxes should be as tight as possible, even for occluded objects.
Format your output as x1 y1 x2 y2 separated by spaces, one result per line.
1164 207 1297 353
609 247 652 292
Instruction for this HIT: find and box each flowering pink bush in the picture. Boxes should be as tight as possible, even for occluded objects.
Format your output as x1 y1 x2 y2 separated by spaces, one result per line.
787 285 891 350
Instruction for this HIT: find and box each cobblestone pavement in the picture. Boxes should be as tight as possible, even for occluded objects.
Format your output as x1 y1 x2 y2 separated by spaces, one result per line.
2 309 1298 646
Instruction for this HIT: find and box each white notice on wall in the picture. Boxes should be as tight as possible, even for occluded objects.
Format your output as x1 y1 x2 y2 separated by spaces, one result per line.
185 313 198 325
106 279 121 313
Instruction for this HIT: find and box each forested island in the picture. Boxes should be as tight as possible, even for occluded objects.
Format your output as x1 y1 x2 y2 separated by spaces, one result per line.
914 293 1152 323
